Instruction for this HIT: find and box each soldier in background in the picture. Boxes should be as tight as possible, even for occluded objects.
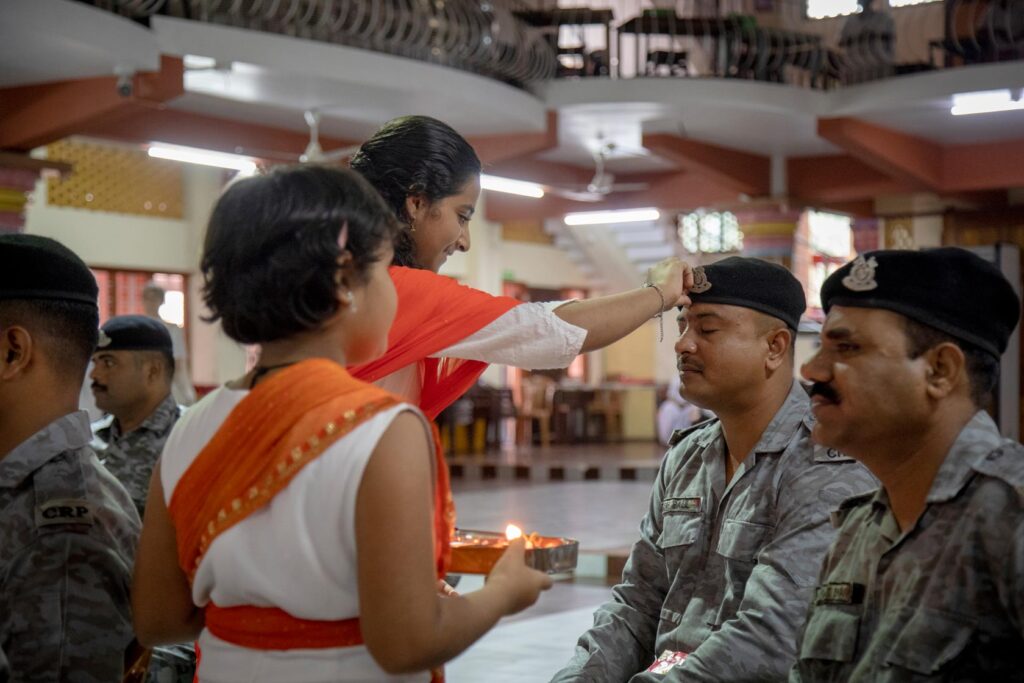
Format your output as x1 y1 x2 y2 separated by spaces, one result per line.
0 234 139 681
88 315 194 683
142 282 196 406
792 248 1024 680
91 315 183 519
553 258 877 682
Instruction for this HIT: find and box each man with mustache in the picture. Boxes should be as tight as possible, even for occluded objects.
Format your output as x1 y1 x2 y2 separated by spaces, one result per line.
792 248 1023 681
553 257 876 682
89 314 195 681
91 315 184 520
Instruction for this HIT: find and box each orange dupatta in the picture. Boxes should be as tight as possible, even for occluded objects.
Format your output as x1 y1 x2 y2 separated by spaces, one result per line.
167 359 453 653
349 266 521 419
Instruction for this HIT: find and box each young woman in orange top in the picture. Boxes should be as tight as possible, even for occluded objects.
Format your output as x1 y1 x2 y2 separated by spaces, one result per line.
131 166 552 682
348 116 692 419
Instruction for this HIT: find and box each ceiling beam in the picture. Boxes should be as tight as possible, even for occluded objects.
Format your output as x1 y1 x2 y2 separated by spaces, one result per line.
817 117 943 192
642 133 770 197
77 107 355 161
788 154 914 202
942 139 1024 192
470 110 559 166
0 56 184 151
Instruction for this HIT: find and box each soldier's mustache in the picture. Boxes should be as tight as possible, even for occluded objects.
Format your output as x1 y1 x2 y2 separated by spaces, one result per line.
677 357 703 372
91 382 107 392
809 382 840 403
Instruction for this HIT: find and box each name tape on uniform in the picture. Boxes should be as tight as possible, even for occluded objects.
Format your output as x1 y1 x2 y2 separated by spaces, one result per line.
35 498 95 527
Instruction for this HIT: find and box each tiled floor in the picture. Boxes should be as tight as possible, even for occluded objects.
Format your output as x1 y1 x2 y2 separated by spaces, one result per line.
447 477 656 681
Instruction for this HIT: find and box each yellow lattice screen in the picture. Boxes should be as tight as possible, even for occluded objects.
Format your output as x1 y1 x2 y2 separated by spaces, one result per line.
46 139 183 218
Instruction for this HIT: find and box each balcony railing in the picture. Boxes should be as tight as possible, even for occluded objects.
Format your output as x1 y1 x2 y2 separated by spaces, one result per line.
535 0 1023 87
85 0 558 87
83 0 1023 89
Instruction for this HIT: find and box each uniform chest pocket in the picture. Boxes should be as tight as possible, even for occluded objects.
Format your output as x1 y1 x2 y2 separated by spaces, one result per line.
884 608 975 675
658 512 703 549
799 606 861 663
716 518 771 562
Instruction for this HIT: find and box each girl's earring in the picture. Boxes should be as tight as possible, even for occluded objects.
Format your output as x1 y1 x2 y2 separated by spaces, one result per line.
409 220 416 234
343 290 357 313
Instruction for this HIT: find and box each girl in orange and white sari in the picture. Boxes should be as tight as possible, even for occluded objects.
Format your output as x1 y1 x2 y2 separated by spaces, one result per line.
348 116 692 420
131 166 552 682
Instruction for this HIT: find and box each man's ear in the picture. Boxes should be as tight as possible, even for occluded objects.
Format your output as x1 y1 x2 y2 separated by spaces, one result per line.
0 325 34 381
924 342 967 400
765 327 792 372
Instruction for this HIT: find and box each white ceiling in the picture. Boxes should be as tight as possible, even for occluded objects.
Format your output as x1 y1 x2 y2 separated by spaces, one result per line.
0 0 159 87
4 1 1024 171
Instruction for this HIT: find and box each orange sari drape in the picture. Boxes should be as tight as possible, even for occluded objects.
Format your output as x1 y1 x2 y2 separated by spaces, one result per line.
167 359 453 663
349 266 521 419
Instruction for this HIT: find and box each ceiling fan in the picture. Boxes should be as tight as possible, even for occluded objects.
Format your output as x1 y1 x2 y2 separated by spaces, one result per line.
223 108 362 165
545 140 651 203
298 109 361 163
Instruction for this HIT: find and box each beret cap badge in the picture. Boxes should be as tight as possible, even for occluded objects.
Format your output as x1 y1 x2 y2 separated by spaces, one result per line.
97 330 112 348
841 255 879 292
690 266 712 293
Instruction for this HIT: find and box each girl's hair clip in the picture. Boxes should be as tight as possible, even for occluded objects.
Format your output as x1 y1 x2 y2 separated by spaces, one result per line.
337 223 349 251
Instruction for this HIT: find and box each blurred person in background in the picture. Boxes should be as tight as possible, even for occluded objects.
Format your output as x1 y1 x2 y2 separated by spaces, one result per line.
143 281 196 406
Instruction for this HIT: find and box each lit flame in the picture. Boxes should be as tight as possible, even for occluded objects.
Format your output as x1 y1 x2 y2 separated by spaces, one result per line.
505 524 523 541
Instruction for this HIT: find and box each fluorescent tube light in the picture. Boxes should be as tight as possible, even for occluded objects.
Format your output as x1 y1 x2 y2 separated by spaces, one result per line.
951 89 1024 116
148 143 258 174
564 208 660 226
183 54 217 70
480 174 544 198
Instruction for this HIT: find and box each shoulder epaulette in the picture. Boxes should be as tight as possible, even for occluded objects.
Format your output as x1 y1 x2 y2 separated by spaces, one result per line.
972 441 1024 489
829 489 878 528
668 417 719 448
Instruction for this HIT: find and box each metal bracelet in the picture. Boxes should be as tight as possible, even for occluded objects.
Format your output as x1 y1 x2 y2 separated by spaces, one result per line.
643 273 665 343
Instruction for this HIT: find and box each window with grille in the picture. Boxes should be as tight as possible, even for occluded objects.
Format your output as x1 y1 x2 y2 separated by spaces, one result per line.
678 211 742 254
91 268 188 329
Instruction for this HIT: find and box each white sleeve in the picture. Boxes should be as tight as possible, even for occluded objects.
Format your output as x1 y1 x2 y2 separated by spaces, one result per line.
429 301 586 369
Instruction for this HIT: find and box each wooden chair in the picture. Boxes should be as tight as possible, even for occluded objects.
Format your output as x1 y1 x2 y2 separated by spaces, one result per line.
587 389 624 442
517 375 556 448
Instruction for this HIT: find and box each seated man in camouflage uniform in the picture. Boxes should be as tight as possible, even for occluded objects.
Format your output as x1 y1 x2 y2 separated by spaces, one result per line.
91 315 184 519
89 315 194 683
0 234 139 681
792 248 1023 681
553 257 877 682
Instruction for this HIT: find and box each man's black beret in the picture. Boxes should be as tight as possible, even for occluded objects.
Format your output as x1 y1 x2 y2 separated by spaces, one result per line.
687 256 806 330
0 234 97 307
97 315 173 354
822 247 1021 358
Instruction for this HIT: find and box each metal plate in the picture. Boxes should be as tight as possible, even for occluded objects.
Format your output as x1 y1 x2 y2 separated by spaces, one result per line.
450 528 579 575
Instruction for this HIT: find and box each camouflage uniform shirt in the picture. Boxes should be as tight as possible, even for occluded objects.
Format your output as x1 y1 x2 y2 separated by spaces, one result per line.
0 411 140 682
552 382 877 682
92 393 183 518
791 411 1024 682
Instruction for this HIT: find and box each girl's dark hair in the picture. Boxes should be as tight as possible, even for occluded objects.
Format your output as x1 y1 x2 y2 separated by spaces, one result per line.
200 165 399 345
349 115 481 268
